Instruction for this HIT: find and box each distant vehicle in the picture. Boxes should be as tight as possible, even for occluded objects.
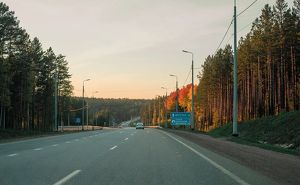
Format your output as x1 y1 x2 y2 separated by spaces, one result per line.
136 123 144 129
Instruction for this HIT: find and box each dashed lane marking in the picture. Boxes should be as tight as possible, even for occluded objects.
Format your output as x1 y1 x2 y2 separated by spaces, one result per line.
7 153 18 157
110 145 118 150
53 170 81 185
33 148 43 151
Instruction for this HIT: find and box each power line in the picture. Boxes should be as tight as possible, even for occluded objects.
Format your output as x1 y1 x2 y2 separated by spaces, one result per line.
182 68 192 87
215 18 233 54
237 0 259 17
225 21 253 45
214 0 259 54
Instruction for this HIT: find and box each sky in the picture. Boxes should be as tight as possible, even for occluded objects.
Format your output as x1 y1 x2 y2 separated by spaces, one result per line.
3 0 295 99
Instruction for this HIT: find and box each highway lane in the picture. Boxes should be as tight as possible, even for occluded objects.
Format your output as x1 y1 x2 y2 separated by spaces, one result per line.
0 128 278 185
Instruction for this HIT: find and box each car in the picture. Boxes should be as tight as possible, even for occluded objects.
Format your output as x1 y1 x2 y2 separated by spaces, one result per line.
136 123 144 129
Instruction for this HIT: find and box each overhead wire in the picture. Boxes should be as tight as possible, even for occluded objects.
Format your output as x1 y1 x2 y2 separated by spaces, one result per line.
182 67 192 87
214 19 233 55
237 0 259 17
214 0 259 54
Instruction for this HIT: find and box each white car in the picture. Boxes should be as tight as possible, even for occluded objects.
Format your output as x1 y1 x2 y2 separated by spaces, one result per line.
136 123 144 129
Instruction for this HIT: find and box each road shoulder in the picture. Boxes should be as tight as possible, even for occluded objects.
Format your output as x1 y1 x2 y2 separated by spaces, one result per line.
164 129 300 185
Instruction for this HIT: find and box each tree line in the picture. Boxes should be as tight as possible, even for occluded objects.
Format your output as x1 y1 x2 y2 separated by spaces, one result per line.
141 0 300 131
68 97 150 127
0 2 73 131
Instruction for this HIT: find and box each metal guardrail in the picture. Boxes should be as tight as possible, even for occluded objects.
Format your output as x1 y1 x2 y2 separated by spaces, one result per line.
57 126 103 131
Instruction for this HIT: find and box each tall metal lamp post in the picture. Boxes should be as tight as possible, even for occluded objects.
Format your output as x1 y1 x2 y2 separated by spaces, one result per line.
169 74 179 112
161 87 168 128
82 78 90 130
182 50 195 130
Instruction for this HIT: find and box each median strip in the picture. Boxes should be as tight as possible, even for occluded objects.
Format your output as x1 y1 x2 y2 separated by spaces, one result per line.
53 169 81 185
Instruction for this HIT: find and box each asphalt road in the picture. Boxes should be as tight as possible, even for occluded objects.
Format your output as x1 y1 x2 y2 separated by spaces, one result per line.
0 128 278 185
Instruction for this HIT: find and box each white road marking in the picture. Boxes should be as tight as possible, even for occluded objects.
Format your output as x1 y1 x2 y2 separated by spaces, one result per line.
65 141 71 144
110 145 118 150
130 133 134 136
119 131 123 133
124 138 128 141
33 148 43 151
75 139 80 141
52 144 58 147
7 153 18 157
53 169 81 185
163 132 250 185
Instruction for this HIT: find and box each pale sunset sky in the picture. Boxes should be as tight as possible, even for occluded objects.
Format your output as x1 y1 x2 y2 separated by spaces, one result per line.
3 0 295 99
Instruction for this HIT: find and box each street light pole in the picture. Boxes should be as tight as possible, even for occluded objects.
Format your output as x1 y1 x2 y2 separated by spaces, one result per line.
92 91 99 126
86 102 89 127
169 74 178 112
232 0 238 136
54 67 58 131
161 87 168 128
82 78 90 131
183 50 195 130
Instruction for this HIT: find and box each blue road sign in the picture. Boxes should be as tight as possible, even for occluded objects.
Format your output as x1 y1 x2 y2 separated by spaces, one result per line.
171 112 191 126
75 118 81 125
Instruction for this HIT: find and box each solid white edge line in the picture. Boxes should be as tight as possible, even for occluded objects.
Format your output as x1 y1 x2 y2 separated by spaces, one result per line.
163 132 250 185
8 153 18 157
110 145 118 150
53 170 81 185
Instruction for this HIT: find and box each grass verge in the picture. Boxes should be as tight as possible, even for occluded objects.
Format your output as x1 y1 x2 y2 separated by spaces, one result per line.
208 111 300 156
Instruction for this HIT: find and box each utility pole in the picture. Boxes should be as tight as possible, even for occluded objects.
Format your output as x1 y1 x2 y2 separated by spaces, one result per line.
82 83 84 130
232 0 238 136
54 67 58 131
82 79 90 131
169 74 178 112
86 102 89 127
161 87 168 128
182 50 195 130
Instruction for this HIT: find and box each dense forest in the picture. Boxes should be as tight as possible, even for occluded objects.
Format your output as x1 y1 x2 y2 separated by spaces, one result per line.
141 0 300 131
68 97 149 127
0 2 73 131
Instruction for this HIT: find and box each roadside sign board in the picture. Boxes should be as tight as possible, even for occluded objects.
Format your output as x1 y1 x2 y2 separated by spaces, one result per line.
75 118 81 125
171 112 191 126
